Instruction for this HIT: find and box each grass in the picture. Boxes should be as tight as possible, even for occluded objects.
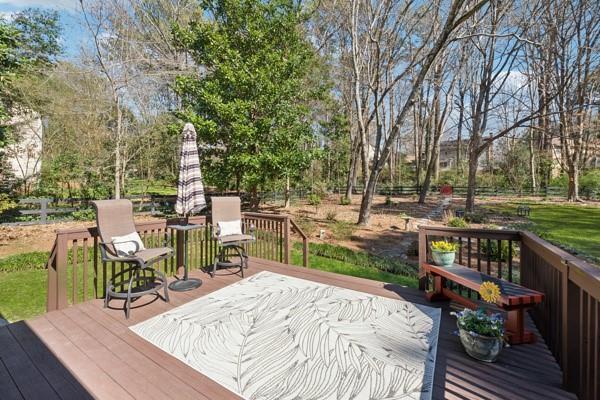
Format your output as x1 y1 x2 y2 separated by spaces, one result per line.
0 269 47 322
0 251 49 273
292 242 418 288
1 241 419 323
485 202 600 262
126 178 176 196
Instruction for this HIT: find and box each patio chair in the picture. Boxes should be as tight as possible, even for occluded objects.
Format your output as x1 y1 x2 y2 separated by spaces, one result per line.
92 199 171 318
211 197 255 278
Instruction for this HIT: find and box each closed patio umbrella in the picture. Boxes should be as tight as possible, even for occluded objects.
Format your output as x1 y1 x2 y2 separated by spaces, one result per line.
175 123 206 216
170 122 205 291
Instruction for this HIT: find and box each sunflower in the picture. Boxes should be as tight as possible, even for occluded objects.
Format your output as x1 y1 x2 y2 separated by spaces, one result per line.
479 281 501 303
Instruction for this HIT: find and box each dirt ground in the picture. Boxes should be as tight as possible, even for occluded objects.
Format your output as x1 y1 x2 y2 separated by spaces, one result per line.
0 215 163 258
0 194 444 260
3 193 596 261
263 194 446 261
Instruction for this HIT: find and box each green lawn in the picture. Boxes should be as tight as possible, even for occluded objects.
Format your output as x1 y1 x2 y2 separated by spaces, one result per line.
291 248 418 288
0 244 418 323
485 202 600 261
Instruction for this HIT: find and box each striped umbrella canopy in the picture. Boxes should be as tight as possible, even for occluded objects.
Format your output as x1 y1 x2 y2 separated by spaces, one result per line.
175 123 206 216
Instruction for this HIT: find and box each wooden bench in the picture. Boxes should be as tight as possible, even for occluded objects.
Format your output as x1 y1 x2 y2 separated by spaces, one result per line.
422 263 544 345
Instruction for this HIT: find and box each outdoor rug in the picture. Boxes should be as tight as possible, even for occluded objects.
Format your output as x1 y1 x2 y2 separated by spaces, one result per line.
130 271 441 400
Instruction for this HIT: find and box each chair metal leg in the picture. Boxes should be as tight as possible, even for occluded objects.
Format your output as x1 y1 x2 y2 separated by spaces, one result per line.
125 270 136 319
211 254 219 277
154 268 170 302
104 280 112 308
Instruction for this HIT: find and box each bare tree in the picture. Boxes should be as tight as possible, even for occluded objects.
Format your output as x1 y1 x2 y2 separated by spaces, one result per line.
542 0 600 201
349 0 490 225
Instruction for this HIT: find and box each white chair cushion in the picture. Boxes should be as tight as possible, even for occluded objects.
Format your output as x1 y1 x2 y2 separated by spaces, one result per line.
112 232 146 256
218 219 243 237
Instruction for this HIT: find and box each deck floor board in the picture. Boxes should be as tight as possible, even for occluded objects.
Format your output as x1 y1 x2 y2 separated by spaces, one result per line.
4 257 577 399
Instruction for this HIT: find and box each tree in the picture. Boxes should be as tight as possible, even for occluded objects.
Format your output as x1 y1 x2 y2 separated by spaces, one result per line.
0 8 62 189
175 0 324 207
541 0 600 201
350 0 490 225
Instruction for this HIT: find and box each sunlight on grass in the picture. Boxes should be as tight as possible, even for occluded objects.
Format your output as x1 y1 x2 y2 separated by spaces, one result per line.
291 244 418 288
486 203 600 261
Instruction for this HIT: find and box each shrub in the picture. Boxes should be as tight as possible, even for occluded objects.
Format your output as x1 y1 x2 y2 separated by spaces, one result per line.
581 169 600 198
0 194 19 222
307 193 321 207
325 210 337 221
331 221 354 241
0 252 50 273
464 211 488 224
448 217 469 228
385 196 393 206
295 218 316 237
479 240 518 262
339 196 351 205
299 242 418 278
72 208 96 221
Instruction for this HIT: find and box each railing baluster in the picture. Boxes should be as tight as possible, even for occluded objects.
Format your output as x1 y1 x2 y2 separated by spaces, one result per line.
497 239 502 278
467 237 472 269
477 238 481 272
72 240 78 304
508 240 513 282
486 239 492 275
82 238 88 301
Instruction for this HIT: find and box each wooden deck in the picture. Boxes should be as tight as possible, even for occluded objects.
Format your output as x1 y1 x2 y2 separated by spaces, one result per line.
3 258 576 400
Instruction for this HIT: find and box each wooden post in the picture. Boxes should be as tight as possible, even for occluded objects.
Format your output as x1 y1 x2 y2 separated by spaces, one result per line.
418 227 427 291
46 242 58 312
302 237 309 268
48 234 69 311
40 199 49 224
283 216 290 264
560 260 569 386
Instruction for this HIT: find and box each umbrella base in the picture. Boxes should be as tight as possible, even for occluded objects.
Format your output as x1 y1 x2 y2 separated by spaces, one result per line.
169 278 203 292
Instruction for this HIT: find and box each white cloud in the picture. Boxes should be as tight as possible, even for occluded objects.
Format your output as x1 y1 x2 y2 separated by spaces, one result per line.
0 0 78 12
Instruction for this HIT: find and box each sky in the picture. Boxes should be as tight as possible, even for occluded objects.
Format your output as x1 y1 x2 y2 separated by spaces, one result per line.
0 0 84 59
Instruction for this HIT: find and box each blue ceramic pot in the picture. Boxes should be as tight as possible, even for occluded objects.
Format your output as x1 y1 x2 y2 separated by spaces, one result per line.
431 250 455 267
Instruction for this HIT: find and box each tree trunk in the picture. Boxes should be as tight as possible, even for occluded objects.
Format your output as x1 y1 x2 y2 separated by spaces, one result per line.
528 128 537 192
284 175 291 209
249 185 260 210
419 135 442 204
465 151 479 212
345 140 359 201
567 164 580 202
357 168 380 225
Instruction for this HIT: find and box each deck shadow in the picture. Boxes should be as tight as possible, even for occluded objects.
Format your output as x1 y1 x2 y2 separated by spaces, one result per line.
0 321 93 400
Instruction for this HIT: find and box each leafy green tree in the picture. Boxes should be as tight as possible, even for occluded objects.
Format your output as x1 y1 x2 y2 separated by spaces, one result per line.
0 9 61 190
12 8 61 67
174 0 325 206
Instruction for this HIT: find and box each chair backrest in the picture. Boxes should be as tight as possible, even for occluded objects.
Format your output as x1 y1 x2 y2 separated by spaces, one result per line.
92 199 137 257
211 196 241 225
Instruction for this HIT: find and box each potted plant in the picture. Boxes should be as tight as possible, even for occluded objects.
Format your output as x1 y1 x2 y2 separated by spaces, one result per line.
430 240 459 267
451 281 505 362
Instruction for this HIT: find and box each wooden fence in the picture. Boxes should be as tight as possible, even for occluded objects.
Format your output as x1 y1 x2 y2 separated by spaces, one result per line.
419 226 600 400
46 212 308 312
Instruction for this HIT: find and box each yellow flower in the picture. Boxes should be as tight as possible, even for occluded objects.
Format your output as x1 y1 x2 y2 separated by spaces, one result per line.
479 281 501 303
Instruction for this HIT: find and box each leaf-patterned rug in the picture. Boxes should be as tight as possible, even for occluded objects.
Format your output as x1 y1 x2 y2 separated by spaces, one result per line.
131 271 441 400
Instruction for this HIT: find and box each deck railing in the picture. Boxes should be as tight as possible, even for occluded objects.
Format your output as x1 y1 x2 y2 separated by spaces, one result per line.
419 226 600 400
46 212 308 312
